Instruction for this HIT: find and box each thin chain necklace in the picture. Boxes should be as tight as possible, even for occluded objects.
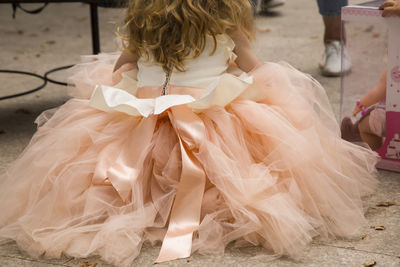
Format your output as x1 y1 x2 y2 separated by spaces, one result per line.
161 70 171 96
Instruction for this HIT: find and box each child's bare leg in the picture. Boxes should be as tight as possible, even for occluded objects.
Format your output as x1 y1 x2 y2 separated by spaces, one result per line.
322 16 342 43
358 115 383 150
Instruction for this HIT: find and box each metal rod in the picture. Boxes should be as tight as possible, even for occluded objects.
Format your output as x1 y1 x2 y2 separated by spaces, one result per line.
89 2 100 54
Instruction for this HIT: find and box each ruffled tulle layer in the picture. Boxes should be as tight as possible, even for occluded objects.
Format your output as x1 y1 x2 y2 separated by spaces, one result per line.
0 55 378 266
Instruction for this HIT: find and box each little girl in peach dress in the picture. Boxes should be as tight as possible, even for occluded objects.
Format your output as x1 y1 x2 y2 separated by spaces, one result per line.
0 0 378 266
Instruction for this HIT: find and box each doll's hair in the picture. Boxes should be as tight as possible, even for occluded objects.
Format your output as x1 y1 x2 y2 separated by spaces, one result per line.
118 0 254 73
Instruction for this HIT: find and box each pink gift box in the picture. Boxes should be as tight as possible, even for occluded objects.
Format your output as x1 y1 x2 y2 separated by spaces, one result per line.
341 0 400 172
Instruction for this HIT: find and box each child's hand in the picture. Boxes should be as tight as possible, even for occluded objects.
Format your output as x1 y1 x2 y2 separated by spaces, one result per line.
380 0 400 17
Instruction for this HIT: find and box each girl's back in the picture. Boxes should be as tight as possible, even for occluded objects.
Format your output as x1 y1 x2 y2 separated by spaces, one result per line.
137 34 236 89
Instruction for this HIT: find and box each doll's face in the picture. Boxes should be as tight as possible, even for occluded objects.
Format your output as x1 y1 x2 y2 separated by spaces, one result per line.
391 66 400 83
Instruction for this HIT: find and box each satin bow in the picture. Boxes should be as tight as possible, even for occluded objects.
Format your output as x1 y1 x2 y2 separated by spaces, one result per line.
88 72 262 262
155 105 206 263
90 95 208 263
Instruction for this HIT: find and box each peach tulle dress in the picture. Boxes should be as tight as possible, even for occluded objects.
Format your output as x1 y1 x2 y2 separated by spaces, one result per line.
0 34 378 266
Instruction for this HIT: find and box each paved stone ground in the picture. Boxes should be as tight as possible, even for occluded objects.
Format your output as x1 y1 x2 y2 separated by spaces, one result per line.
0 0 399 266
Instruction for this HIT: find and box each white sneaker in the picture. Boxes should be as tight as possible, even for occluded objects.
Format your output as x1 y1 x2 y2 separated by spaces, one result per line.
261 0 285 11
320 40 351 77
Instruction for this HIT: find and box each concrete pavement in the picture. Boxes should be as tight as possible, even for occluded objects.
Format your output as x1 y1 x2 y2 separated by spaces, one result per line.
0 0 399 266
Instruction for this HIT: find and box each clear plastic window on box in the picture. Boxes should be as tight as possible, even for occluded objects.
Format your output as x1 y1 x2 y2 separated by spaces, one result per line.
341 0 400 172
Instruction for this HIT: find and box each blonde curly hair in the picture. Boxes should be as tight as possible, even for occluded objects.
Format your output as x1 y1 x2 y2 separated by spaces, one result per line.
119 0 254 73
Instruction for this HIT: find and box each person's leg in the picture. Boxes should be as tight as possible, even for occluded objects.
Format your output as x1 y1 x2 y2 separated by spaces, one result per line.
251 0 258 16
317 0 347 42
317 0 349 76
322 16 342 43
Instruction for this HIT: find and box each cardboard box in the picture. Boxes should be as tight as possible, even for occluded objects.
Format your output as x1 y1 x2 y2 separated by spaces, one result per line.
341 0 400 171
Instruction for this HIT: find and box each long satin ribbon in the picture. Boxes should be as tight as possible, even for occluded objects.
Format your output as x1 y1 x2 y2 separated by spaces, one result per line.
155 105 206 263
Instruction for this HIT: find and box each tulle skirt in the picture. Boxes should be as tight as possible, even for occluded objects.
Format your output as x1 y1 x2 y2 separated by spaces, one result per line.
0 54 378 266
